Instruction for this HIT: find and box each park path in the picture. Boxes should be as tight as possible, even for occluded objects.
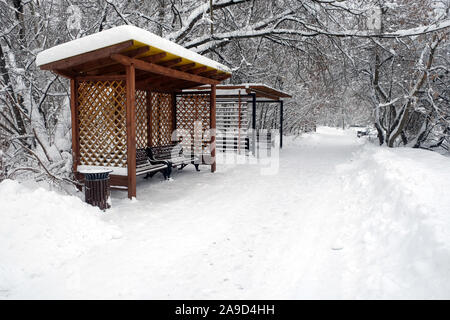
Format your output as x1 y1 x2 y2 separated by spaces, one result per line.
60 127 363 298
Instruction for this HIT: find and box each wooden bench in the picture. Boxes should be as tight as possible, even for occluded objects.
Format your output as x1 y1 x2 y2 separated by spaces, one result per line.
146 143 200 178
136 148 169 179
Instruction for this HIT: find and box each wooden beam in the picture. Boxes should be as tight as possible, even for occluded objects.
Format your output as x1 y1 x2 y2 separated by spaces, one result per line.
76 74 126 81
74 57 115 73
136 85 173 93
99 52 169 76
83 51 165 75
246 88 280 101
91 63 126 76
163 79 203 90
182 82 207 90
136 66 216 87
157 78 186 88
111 54 220 85
40 40 134 71
135 70 150 79
214 85 246 90
126 64 137 199
137 65 197 85
174 63 196 71
199 70 218 78
136 75 168 89
252 85 291 98
136 75 162 86
136 61 183 82
188 66 207 74
54 69 77 79
135 77 174 92
140 52 167 63
123 46 150 58
157 58 182 67
210 84 217 173
136 61 199 82
160 78 213 90
109 175 129 188
136 72 160 81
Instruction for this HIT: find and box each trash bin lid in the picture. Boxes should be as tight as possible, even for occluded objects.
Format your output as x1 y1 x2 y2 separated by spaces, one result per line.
78 168 113 180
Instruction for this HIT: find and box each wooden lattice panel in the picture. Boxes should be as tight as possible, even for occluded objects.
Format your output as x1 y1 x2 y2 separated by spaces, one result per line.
77 80 127 167
149 92 173 147
135 90 148 149
176 93 211 154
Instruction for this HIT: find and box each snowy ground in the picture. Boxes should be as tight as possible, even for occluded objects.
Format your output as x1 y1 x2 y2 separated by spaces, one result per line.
1 127 450 299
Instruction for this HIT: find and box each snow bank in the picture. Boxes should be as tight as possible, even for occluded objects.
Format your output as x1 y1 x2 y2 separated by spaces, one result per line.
0 180 120 298
337 144 450 299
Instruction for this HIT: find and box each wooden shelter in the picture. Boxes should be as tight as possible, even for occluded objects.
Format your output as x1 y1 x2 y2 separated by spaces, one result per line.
189 84 291 151
37 25 231 199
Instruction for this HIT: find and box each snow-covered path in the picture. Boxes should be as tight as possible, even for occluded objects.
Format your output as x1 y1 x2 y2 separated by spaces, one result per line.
70 128 361 299
2 128 450 299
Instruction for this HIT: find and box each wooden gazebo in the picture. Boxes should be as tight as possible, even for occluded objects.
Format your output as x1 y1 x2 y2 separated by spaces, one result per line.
189 84 291 151
37 25 231 198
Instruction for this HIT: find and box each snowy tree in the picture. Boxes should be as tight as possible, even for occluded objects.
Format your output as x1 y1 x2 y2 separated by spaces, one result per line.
0 0 448 184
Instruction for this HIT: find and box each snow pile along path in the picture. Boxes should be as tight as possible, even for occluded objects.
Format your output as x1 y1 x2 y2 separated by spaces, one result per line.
0 180 121 298
336 144 450 299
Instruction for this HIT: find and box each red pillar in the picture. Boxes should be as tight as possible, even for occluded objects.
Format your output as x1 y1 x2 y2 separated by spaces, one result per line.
146 90 152 147
210 84 216 173
126 64 136 199
171 92 177 138
70 79 82 188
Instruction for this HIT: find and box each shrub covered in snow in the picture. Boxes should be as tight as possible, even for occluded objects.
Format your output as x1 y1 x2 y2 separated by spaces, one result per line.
0 180 120 298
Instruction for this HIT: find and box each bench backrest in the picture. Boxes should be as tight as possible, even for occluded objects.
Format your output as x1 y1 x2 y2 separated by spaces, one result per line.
147 143 182 160
136 149 150 167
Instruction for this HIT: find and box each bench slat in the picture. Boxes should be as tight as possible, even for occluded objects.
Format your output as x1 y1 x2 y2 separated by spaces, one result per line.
136 148 168 177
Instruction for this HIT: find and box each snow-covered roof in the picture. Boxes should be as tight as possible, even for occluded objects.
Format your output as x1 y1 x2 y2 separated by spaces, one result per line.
186 83 292 100
239 83 291 98
36 25 231 74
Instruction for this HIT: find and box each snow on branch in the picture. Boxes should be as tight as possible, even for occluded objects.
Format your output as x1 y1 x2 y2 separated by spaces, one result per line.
183 6 448 54
285 18 450 39
169 0 249 43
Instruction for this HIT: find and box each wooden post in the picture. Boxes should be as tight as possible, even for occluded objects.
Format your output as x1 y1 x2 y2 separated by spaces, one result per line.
146 90 152 147
70 79 80 174
210 84 216 173
251 93 257 155
280 100 283 149
238 92 241 153
126 64 137 199
171 92 177 138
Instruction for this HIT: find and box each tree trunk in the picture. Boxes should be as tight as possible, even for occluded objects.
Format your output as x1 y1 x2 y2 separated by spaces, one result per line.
387 35 441 147
0 45 26 136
